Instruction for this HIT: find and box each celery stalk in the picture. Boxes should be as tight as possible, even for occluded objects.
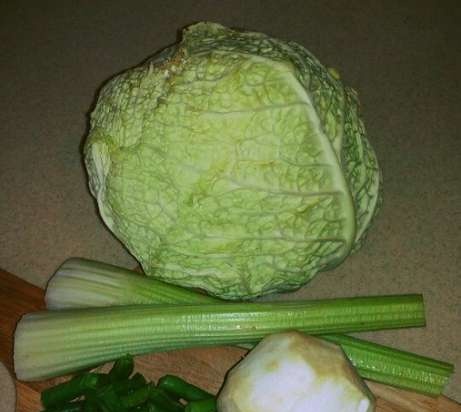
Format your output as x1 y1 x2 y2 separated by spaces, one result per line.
321 334 454 396
45 258 212 309
15 294 424 381
43 258 453 396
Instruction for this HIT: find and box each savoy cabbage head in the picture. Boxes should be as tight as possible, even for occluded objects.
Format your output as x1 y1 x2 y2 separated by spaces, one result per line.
84 22 382 299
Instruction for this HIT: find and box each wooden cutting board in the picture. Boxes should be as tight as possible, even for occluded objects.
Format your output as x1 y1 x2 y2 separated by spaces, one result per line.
1 268 460 412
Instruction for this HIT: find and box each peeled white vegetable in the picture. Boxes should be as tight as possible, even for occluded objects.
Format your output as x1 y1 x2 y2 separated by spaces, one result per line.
217 331 375 412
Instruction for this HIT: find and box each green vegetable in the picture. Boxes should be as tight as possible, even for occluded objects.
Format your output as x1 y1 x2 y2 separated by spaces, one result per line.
82 399 97 412
149 387 185 412
43 258 453 396
185 398 217 412
112 372 147 394
108 353 134 382
41 373 104 409
89 385 121 412
84 22 382 300
120 385 152 409
45 258 210 310
158 375 214 401
14 294 423 381
39 356 217 412
321 334 454 396
138 402 171 412
41 400 85 412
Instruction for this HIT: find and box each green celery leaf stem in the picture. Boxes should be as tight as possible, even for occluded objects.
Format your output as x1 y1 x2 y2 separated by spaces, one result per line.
41 258 454 396
15 295 424 381
45 258 215 309
321 334 453 396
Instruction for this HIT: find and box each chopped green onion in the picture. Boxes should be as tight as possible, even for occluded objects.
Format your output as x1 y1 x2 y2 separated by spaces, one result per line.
15 294 424 381
158 375 214 401
40 258 454 396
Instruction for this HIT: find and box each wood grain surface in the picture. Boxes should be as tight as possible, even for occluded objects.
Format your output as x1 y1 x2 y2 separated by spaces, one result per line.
1 268 460 412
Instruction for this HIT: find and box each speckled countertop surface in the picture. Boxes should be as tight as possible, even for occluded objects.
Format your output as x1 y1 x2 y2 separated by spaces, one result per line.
1 0 460 407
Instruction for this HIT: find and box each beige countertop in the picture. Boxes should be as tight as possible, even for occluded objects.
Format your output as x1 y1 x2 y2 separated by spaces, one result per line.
1 0 460 408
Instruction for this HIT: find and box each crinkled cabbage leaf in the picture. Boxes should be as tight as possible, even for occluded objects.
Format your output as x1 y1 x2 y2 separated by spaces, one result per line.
85 22 382 299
